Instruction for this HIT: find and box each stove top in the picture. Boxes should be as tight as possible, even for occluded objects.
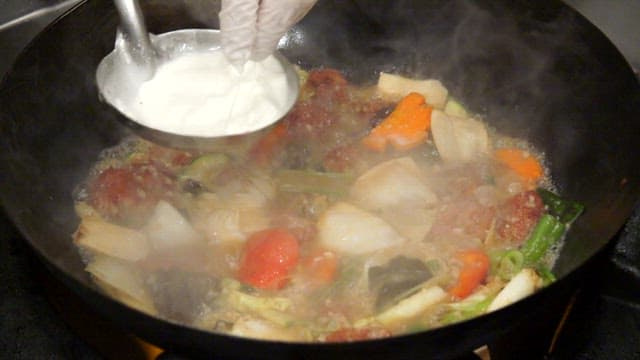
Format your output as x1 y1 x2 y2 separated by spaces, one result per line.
1 1 639 359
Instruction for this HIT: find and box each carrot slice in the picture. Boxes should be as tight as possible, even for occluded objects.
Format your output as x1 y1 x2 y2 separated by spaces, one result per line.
495 148 543 182
362 92 433 152
449 249 490 299
302 249 338 285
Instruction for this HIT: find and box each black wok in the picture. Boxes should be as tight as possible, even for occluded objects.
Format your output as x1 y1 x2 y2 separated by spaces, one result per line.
1 0 639 359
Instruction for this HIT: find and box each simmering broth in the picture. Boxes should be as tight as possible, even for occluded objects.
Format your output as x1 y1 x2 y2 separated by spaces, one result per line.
72 68 580 342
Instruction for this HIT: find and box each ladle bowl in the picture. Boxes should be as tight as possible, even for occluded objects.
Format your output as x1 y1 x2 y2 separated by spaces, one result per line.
96 0 300 149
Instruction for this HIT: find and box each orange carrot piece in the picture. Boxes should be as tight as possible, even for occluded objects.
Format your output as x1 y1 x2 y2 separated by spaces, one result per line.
495 148 543 182
303 250 338 285
362 92 433 152
449 249 490 299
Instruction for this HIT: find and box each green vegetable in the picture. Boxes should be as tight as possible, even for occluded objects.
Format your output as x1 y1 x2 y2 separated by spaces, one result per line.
494 250 524 281
536 266 557 286
443 98 468 118
179 153 230 189
275 169 352 197
537 188 584 224
441 294 493 325
424 259 443 275
314 256 364 301
220 278 294 326
521 214 566 265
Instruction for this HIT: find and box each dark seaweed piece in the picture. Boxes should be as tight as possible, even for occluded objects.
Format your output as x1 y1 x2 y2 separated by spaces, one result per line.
146 271 220 324
181 178 206 195
368 256 433 311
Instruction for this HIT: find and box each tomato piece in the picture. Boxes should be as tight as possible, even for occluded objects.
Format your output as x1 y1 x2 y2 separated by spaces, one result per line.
237 228 300 290
325 327 391 342
449 249 490 299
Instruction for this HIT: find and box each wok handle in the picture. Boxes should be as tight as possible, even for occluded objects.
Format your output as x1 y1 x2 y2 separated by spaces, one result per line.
113 0 156 80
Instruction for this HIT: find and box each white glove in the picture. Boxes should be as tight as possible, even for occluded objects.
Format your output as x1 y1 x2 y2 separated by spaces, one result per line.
220 0 317 68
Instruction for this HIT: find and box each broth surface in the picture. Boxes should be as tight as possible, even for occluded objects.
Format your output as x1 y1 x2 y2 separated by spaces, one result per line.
73 68 578 342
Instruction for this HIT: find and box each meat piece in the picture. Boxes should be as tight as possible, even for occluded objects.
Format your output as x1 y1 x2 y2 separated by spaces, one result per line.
88 164 175 225
323 144 359 172
429 200 496 243
284 100 336 139
306 68 349 101
495 190 544 245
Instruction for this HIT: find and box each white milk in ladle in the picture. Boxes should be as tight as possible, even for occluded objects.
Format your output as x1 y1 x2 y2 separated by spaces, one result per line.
130 50 290 137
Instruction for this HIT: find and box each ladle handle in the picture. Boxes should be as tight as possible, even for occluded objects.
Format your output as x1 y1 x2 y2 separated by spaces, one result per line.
113 0 156 79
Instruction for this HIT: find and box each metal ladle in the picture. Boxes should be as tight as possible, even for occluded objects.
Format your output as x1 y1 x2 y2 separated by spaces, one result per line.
96 0 299 149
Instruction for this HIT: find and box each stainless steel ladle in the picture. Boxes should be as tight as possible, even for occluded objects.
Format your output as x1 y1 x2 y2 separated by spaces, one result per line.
96 0 299 149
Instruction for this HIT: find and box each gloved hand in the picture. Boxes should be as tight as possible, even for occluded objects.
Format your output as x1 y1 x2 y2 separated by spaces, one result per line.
220 0 317 68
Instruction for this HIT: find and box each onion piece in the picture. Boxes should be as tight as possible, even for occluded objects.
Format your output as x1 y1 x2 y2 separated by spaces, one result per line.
487 268 543 312
86 255 156 314
74 217 149 261
350 157 438 212
375 286 447 325
318 202 406 255
431 110 489 163
377 72 448 108
230 317 305 342
143 200 203 250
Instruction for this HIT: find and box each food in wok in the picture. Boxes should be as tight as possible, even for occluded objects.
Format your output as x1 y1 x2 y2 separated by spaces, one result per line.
72 68 582 342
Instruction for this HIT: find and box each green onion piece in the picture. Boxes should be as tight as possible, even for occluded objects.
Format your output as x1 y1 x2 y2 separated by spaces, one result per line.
496 250 524 281
536 266 557 286
442 296 493 325
488 249 505 274
537 188 585 224
424 259 442 275
178 153 230 188
275 169 352 196
521 214 566 265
